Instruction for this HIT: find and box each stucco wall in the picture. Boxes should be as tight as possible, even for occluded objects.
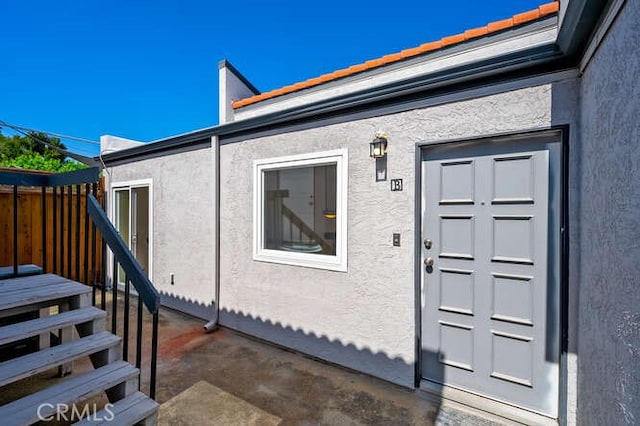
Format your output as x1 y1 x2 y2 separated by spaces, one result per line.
577 1 640 424
219 79 579 388
105 147 215 319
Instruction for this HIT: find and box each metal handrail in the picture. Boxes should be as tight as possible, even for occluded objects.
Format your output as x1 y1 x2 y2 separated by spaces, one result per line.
281 204 333 253
86 192 161 398
86 194 160 313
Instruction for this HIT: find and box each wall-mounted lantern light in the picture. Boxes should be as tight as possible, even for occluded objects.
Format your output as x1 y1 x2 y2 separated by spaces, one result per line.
369 131 388 159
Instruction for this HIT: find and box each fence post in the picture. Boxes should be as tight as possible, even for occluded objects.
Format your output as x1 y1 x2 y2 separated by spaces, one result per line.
13 185 18 277
42 186 47 271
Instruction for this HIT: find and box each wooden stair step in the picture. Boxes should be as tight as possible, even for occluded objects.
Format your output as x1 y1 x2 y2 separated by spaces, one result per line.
74 391 158 425
0 274 69 293
0 264 43 280
0 277 91 313
0 307 106 346
0 361 139 425
0 331 120 387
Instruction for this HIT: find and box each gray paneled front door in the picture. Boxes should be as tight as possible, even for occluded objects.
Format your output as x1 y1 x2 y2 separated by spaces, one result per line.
421 136 560 417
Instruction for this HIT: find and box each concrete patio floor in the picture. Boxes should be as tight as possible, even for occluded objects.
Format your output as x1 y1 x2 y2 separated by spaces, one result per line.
0 291 511 425
152 306 508 425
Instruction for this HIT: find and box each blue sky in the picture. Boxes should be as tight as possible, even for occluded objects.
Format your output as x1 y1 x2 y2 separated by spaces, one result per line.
0 1 546 156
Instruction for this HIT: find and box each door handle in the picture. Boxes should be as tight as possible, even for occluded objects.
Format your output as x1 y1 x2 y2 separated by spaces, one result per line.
424 257 434 267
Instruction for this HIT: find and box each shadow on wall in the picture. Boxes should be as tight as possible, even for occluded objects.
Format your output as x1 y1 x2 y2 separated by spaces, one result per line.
159 291 217 321
215 306 444 420
551 24 640 422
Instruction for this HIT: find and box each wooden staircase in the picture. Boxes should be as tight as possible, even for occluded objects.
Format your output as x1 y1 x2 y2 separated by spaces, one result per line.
0 273 158 425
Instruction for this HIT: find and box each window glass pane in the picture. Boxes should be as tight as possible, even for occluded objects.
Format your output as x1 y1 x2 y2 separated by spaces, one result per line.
264 163 337 255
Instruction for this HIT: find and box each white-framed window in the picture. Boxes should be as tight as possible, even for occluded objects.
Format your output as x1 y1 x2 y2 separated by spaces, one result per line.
253 149 348 271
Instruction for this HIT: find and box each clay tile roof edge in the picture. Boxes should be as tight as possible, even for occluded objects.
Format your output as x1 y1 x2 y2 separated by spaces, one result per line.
232 1 559 109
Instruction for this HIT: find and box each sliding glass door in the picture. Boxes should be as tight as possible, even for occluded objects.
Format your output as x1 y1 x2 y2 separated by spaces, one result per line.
113 184 150 285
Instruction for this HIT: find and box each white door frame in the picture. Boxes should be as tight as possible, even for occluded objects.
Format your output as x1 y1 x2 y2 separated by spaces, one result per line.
110 179 154 287
414 127 568 425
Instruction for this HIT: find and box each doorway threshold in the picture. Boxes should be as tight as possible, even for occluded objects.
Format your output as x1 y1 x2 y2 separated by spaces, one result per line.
419 380 558 425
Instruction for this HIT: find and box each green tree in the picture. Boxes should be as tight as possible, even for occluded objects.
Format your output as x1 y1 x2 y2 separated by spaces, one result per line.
0 131 86 172
0 131 66 161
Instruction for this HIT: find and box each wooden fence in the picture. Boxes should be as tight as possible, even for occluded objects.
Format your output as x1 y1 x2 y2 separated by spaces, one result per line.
0 178 104 283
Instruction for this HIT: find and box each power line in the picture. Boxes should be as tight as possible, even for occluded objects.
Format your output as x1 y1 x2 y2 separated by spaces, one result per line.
0 120 99 166
0 119 100 145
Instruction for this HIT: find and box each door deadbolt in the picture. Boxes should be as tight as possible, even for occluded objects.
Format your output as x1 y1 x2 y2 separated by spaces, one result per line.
424 257 434 267
423 238 432 249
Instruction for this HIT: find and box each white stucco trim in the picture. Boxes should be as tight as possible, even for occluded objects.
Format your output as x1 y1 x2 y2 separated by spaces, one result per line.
253 149 348 271
109 178 154 287
235 23 557 121
219 62 259 124
100 135 145 154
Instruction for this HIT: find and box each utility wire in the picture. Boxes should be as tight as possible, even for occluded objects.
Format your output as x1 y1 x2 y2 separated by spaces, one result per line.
0 120 99 166
0 119 100 145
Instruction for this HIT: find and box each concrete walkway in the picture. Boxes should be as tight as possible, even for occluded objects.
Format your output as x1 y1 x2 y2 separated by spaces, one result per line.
153 307 506 425
0 295 508 425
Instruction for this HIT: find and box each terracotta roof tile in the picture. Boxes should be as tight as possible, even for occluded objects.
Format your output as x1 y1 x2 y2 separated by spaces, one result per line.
305 76 324 85
381 52 404 64
400 46 425 58
514 9 541 25
464 26 490 39
539 2 559 14
487 18 514 32
331 69 350 78
364 58 386 68
441 33 466 47
348 63 368 73
232 1 559 109
419 40 443 52
317 73 335 83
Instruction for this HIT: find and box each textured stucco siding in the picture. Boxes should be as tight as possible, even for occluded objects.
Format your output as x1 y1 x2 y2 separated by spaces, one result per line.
577 1 640 424
219 80 577 387
552 76 581 426
106 147 215 317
